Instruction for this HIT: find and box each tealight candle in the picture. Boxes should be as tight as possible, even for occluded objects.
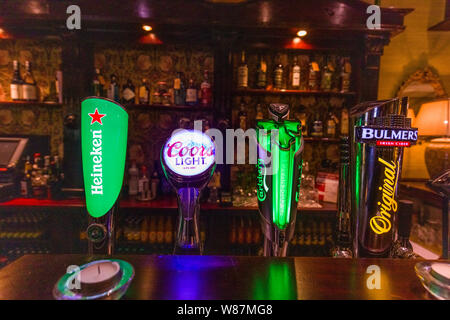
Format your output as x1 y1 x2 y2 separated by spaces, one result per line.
430 262 450 285
78 260 122 294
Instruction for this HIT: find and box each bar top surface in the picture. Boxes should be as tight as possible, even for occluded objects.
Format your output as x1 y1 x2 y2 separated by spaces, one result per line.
0 255 437 300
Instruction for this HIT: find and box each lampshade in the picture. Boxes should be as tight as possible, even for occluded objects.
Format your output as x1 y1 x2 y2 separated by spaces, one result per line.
415 99 450 136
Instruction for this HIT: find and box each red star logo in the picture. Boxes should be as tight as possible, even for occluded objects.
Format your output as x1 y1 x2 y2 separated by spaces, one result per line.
88 108 106 125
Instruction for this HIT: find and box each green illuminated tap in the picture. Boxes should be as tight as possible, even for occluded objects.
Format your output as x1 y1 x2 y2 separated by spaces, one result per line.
256 103 304 257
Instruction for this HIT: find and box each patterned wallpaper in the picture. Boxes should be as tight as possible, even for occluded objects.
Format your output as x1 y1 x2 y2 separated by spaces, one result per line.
0 39 63 156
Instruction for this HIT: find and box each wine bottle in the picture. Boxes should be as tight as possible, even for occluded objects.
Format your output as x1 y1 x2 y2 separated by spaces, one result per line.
138 78 150 104
185 79 198 106
10 60 23 101
273 54 284 89
256 55 267 89
291 56 301 89
22 61 37 101
92 68 105 97
173 72 186 106
237 51 248 88
107 74 120 102
200 70 212 107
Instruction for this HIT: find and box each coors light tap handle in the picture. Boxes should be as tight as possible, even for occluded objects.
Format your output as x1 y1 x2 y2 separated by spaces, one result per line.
161 129 216 255
81 97 128 255
350 97 418 258
256 103 304 257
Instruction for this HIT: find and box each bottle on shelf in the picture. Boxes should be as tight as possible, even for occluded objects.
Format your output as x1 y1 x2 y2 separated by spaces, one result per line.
10 60 23 101
45 73 58 103
128 161 139 197
321 63 333 91
20 155 32 198
340 57 351 93
256 55 267 89
291 56 301 89
340 108 349 135
173 72 186 106
185 78 198 106
238 102 247 131
164 216 173 246
311 112 323 137
390 200 415 259
151 161 160 200
107 74 120 102
138 165 151 201
22 61 38 101
255 103 264 120
308 61 319 91
200 70 212 107
92 68 105 97
237 51 248 89
140 217 148 243
326 109 338 138
273 54 284 90
122 79 136 104
138 78 150 104
156 215 165 245
148 216 157 245
297 106 309 137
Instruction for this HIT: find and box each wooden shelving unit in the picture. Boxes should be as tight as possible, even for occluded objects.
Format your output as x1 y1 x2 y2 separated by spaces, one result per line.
0 101 62 108
233 88 357 97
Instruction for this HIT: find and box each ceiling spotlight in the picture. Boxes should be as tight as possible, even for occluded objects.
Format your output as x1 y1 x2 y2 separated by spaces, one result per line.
297 30 307 37
142 25 152 32
293 37 301 44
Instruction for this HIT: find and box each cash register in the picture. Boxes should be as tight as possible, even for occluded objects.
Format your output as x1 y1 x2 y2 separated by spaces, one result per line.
0 137 28 201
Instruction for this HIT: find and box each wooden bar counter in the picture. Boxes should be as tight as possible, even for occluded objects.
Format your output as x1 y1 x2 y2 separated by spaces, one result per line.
0 255 435 300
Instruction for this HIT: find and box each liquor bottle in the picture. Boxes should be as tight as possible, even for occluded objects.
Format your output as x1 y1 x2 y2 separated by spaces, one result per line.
10 60 23 101
20 156 32 198
92 68 105 97
255 103 264 120
332 137 353 258
151 161 160 200
311 112 323 137
273 54 284 89
56 69 63 103
291 56 301 89
45 74 58 102
138 78 150 104
256 55 267 89
340 108 349 135
138 165 151 201
326 110 338 138
308 62 319 91
340 57 351 93
122 79 136 104
321 64 332 91
238 102 247 131
22 61 37 101
390 200 415 259
237 51 248 88
128 161 139 196
297 106 308 137
107 74 120 102
230 217 237 253
185 79 198 106
200 70 212 107
173 72 186 106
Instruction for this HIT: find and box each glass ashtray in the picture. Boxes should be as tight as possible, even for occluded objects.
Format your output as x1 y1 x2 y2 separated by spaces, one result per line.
53 259 134 300
415 261 450 300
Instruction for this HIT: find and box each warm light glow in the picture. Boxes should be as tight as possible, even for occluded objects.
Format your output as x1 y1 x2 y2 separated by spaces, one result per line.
293 37 301 44
142 25 152 32
297 30 307 37
0 28 3 34
415 99 450 136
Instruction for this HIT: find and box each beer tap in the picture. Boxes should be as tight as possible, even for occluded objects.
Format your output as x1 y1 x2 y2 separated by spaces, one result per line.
256 103 304 257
